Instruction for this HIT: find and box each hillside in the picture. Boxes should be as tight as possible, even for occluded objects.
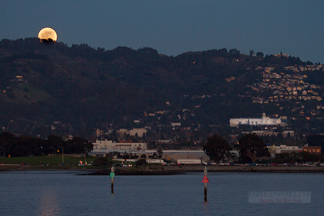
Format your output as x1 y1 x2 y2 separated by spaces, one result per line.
0 38 323 138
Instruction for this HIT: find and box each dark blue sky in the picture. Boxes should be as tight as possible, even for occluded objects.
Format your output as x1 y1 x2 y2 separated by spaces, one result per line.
1 1 323 62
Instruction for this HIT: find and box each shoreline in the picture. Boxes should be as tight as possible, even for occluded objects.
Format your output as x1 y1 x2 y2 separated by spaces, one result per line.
2 165 324 174
87 165 324 175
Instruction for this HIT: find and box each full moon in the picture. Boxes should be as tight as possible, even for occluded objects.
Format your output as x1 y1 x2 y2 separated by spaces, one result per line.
38 27 57 42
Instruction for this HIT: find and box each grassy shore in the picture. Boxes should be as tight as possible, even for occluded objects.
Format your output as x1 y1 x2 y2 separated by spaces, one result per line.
0 155 101 170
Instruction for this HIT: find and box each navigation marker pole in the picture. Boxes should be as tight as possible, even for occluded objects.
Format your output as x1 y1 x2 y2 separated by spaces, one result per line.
202 166 209 202
110 166 115 194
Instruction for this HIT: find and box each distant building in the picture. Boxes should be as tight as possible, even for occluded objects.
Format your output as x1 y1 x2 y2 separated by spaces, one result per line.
230 113 282 127
128 128 147 137
303 146 321 155
92 139 147 151
242 130 294 137
267 145 301 156
171 122 181 127
307 135 324 153
116 129 128 138
116 128 147 138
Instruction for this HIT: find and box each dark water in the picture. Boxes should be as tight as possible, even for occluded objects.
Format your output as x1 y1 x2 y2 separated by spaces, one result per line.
1 171 323 216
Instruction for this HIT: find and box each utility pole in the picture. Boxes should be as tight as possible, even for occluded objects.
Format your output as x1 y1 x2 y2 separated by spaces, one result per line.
62 147 64 163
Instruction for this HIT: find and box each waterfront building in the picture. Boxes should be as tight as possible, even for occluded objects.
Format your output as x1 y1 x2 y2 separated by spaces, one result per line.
303 146 321 155
92 139 147 152
267 145 302 156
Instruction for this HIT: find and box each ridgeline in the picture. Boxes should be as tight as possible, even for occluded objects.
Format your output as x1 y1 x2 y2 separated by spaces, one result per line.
0 38 323 138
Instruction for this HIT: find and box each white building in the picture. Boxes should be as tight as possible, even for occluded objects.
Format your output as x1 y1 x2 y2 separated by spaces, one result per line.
230 113 282 127
116 129 128 138
116 128 147 138
128 128 147 137
92 139 147 151
267 145 302 157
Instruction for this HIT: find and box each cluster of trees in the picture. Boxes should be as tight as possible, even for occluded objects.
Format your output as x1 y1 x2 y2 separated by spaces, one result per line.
203 133 270 163
204 133 324 164
0 132 93 157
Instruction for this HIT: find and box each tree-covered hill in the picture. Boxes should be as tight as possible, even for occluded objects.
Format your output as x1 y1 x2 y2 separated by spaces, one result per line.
0 38 322 137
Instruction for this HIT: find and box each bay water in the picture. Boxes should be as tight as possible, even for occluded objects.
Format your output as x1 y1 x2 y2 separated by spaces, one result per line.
1 171 323 215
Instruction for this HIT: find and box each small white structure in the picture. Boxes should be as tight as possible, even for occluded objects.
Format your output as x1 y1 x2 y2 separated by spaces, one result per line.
171 122 181 127
230 113 282 127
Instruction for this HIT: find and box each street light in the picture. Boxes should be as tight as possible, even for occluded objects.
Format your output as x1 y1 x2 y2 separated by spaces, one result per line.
57 146 64 164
